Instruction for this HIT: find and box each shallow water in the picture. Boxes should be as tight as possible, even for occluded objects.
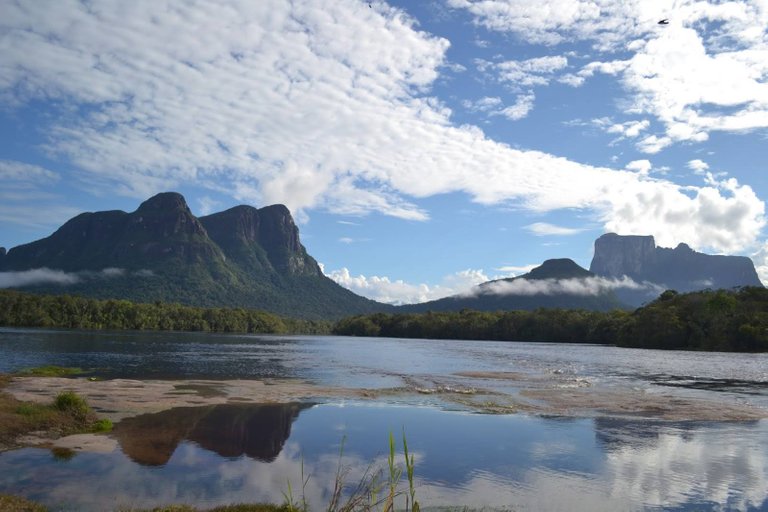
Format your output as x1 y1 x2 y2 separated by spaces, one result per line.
2 328 768 510
1 403 767 511
2 328 768 406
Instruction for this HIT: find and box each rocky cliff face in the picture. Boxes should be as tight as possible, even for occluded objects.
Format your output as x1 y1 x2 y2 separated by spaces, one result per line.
590 233 762 302
590 234 657 280
200 204 321 277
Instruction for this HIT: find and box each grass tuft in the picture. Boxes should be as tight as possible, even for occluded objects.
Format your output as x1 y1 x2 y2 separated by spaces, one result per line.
0 494 48 512
53 391 89 420
15 366 83 377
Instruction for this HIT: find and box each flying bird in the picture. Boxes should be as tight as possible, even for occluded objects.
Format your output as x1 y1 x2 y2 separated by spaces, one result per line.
658 18 669 25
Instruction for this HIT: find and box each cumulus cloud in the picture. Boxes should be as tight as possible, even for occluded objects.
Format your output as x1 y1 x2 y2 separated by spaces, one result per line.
604 119 650 139
625 159 652 176
325 266 493 304
497 93 536 120
0 0 764 255
754 242 768 285
525 222 586 236
687 159 709 173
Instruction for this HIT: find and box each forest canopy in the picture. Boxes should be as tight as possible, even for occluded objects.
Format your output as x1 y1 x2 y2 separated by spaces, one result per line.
333 287 768 352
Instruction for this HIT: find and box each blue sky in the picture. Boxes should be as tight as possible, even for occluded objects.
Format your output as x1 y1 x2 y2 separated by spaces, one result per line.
1 0 767 304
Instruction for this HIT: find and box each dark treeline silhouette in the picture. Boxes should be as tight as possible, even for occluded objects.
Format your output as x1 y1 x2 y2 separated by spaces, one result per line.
0 290 331 334
333 287 768 352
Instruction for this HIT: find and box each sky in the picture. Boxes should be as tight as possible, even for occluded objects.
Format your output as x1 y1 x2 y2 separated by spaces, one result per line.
1 0 767 305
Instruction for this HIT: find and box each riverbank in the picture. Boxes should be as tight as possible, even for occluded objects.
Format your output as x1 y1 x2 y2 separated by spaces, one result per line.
2 368 765 455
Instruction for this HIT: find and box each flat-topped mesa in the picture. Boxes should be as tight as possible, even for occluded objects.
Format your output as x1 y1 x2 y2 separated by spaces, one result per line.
589 233 657 280
590 233 762 292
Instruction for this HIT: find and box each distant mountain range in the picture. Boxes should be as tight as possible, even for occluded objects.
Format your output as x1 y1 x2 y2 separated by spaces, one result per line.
589 233 763 306
0 193 762 318
0 192 386 320
400 258 626 313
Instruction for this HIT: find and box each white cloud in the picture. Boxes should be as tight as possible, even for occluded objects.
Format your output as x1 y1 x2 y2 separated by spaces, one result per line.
197 196 222 216
0 0 764 256
453 1 768 151
687 159 709 174
754 242 768 285
0 267 150 288
525 222 586 236
497 93 536 120
476 275 665 297
0 268 80 288
602 174 766 253
446 0 645 48
0 160 59 184
325 267 493 304
606 119 650 139
494 264 538 275
625 159 652 176
491 56 569 88
462 96 502 112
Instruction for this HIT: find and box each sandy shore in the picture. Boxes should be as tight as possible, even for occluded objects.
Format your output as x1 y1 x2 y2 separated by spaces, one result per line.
6 370 766 421
3 370 766 453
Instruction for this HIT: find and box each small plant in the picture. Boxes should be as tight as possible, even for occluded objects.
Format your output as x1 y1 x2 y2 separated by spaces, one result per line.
402 430 419 512
54 390 90 421
281 432 419 512
92 418 113 433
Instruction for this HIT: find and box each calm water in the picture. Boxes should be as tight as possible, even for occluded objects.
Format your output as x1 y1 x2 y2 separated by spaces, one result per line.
2 328 768 511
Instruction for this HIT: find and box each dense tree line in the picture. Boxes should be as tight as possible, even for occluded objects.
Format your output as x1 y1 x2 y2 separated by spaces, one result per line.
0 290 331 334
333 287 768 352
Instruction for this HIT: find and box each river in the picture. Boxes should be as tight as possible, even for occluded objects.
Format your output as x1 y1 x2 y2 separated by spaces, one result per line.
1 328 768 511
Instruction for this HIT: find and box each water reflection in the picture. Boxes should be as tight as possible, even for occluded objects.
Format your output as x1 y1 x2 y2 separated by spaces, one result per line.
113 403 311 465
2 404 768 511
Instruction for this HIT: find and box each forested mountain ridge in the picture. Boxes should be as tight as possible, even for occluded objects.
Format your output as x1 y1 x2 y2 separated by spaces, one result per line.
336 286 768 352
0 192 389 320
399 258 627 313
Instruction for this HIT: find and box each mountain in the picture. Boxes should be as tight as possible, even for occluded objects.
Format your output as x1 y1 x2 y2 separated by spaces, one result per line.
0 192 388 320
400 258 626 313
590 233 763 306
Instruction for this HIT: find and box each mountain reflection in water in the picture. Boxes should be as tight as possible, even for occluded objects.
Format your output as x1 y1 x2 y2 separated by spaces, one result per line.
1 404 768 511
113 403 310 465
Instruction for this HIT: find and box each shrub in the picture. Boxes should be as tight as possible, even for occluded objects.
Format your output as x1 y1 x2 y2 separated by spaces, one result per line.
54 391 89 421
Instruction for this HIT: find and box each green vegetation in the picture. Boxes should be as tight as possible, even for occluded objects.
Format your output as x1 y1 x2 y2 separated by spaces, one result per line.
0 382 111 450
0 494 48 512
0 290 331 334
334 287 768 352
14 366 83 377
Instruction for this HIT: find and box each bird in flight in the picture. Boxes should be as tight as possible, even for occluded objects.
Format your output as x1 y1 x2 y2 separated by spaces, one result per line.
658 18 670 25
